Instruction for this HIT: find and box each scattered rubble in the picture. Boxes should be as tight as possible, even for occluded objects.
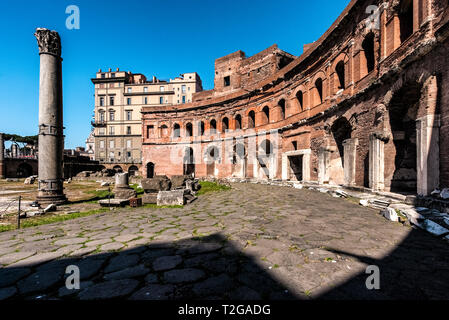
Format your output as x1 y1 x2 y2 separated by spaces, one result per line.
24 176 37 185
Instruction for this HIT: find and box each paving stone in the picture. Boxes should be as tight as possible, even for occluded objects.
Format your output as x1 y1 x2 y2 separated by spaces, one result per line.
129 284 175 300
203 257 239 274
0 251 36 266
104 265 150 280
100 242 125 252
58 281 94 297
152 255 182 271
8 251 65 268
142 248 175 261
0 268 31 287
163 268 205 284
69 247 97 257
77 257 107 280
192 274 234 297
104 254 140 273
230 286 262 300
184 253 220 267
17 269 64 294
0 286 17 300
78 279 139 300
84 238 113 247
54 238 88 246
114 234 139 243
144 273 159 283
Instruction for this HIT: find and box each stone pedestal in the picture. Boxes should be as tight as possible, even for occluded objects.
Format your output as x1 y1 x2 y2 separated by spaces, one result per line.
416 115 440 196
113 173 137 199
35 28 67 205
0 133 4 179
343 138 358 186
369 132 387 191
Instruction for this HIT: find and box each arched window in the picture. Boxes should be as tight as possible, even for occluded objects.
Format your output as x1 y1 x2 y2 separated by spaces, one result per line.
399 0 414 43
262 106 270 124
199 121 205 136
173 123 180 137
186 122 193 137
210 119 217 134
259 139 273 156
296 91 304 110
335 61 345 90
235 114 242 130
362 33 375 74
278 99 286 120
315 78 323 105
222 117 229 133
160 125 168 137
248 111 255 128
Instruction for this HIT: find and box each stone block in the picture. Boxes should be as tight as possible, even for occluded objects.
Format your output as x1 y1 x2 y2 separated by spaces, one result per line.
141 176 171 193
382 207 398 222
142 193 158 204
157 190 185 206
99 199 129 207
170 175 190 189
113 189 137 200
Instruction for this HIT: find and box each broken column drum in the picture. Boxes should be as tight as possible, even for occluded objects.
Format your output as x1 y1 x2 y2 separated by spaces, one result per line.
35 28 67 205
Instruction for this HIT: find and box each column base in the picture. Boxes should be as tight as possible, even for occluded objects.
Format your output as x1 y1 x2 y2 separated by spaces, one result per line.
36 193 67 206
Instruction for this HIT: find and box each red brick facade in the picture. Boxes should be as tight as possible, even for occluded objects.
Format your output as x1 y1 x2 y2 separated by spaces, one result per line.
142 0 449 196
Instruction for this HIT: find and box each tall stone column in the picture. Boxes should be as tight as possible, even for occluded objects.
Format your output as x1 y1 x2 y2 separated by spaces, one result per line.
35 28 67 205
416 114 440 196
369 132 388 191
343 138 358 186
0 133 4 179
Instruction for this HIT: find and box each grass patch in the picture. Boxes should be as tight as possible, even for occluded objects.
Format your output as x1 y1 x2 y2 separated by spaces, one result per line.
196 181 231 196
0 208 109 233
130 184 144 195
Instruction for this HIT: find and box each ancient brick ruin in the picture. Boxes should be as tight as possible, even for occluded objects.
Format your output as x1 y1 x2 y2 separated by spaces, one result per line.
141 0 449 197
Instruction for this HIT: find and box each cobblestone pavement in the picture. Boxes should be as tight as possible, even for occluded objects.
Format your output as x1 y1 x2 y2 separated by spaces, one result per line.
0 183 448 300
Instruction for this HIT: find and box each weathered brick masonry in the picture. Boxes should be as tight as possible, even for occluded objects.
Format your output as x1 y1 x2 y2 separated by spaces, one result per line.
142 0 449 196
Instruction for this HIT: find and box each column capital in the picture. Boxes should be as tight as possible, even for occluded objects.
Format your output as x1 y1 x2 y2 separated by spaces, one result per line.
34 28 61 57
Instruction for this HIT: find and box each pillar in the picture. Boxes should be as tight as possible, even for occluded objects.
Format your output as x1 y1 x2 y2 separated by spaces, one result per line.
0 133 4 179
318 147 333 184
35 28 67 205
343 138 358 186
369 132 387 191
416 114 440 196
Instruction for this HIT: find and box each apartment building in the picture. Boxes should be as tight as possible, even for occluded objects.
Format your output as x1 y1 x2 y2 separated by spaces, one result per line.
91 68 202 174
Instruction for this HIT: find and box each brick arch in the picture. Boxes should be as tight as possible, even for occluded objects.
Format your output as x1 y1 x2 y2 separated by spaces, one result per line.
311 71 326 107
246 108 257 129
293 84 308 112
331 52 350 93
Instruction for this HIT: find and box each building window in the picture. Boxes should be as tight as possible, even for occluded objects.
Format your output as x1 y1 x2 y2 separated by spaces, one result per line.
99 97 104 106
224 76 231 87
127 98 131 105
173 123 181 137
101 73 105 78
126 140 132 148
109 83 115 88
99 128 105 135
362 32 375 75
146 125 154 138
335 61 345 90
144 87 148 92
315 78 323 105
109 96 114 106
159 97 164 104
181 85 186 93
182 96 186 103
144 97 148 104
109 111 115 121
109 126 115 135
126 111 132 121
109 140 114 148
160 86 165 92
296 91 304 110
127 87 132 93
248 111 255 128
100 140 105 149
127 126 131 135
99 112 105 122
109 151 114 161
111 73 115 78
127 151 131 158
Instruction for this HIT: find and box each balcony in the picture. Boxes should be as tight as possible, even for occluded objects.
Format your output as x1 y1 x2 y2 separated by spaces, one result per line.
91 120 107 127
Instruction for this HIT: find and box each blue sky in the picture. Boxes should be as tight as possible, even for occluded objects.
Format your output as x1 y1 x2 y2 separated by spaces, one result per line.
0 0 350 149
